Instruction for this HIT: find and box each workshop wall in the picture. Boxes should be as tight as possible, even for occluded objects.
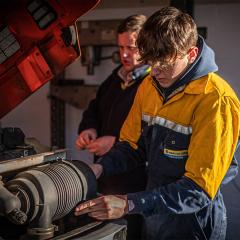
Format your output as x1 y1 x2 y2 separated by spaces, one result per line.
195 3 240 97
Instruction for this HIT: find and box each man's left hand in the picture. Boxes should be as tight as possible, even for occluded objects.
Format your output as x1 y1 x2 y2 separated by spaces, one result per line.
74 195 128 220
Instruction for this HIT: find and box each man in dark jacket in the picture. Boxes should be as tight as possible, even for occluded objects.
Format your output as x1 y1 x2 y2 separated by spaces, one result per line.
76 14 150 193
75 7 240 240
76 14 150 239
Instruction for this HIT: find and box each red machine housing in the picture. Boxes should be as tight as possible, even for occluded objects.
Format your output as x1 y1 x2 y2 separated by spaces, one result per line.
0 0 100 118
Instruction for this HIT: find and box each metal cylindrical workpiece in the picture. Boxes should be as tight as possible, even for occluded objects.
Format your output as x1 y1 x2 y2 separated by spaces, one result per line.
5 160 96 228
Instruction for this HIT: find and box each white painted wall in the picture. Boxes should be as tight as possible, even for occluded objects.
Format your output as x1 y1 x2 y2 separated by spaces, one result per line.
195 3 240 97
1 83 50 146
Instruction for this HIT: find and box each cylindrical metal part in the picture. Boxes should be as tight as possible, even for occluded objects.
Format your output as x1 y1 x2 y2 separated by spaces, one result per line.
5 160 96 228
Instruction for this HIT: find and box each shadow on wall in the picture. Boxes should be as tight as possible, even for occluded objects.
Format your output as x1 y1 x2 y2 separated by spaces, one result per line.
222 146 240 240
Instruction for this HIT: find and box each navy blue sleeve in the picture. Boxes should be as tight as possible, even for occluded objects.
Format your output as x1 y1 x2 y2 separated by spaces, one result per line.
98 140 146 176
127 177 211 217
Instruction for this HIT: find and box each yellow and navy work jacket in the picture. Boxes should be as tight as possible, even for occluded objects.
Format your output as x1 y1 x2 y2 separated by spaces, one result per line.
122 73 239 199
101 74 240 239
99 37 240 240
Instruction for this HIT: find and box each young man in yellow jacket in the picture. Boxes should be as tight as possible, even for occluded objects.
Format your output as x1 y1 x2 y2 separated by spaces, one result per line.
75 7 240 240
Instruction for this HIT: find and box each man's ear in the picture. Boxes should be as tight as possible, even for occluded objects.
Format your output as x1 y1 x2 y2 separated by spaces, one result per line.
188 46 198 63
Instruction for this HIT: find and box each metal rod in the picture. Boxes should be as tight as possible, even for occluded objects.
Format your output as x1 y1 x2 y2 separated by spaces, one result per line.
0 150 67 174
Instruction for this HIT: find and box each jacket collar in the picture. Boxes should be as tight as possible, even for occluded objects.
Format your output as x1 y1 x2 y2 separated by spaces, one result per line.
118 64 150 82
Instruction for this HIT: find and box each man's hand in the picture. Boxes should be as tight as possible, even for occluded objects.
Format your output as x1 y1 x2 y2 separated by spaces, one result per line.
76 128 97 149
89 164 103 179
74 195 128 220
86 136 116 156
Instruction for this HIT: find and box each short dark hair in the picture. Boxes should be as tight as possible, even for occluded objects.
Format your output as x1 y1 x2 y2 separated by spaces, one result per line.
117 14 147 34
137 7 198 64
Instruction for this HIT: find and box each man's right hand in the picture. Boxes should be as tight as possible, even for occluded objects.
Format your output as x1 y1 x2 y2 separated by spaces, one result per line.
74 194 128 220
76 128 97 149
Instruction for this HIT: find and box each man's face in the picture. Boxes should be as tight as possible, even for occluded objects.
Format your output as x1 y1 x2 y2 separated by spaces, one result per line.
118 31 141 73
150 47 198 88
